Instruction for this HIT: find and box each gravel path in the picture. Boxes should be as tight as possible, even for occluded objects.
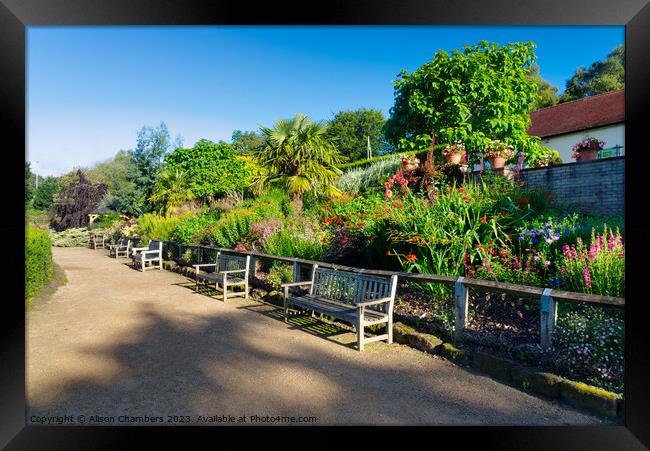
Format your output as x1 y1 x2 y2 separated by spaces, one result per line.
26 247 605 426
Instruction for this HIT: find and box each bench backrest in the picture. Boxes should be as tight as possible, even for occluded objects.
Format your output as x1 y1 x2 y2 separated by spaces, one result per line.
311 267 397 309
148 240 162 252
216 252 249 273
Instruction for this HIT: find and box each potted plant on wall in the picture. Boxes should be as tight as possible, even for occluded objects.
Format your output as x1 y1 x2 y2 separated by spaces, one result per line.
441 142 466 165
483 139 515 170
572 137 604 163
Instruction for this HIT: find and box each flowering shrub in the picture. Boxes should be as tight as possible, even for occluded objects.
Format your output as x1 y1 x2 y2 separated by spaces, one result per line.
267 262 294 291
262 217 326 261
557 226 624 297
545 305 624 393
572 137 605 153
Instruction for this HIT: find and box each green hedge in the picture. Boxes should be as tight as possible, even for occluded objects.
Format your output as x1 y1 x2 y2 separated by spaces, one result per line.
26 226 54 301
336 146 445 171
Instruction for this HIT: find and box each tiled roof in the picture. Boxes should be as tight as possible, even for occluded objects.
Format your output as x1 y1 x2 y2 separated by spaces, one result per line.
528 89 624 138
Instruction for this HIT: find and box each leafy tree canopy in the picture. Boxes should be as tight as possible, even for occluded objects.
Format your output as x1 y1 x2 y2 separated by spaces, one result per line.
231 129 267 154
164 139 254 200
560 44 624 102
384 40 543 164
128 122 175 211
149 168 195 217
252 113 343 214
327 108 393 162
89 150 142 215
527 65 559 110
32 176 61 211
51 170 108 231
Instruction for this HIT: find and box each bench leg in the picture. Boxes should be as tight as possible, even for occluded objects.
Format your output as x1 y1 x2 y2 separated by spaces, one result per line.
387 315 393 344
356 315 364 352
244 279 249 301
222 280 228 303
141 260 145 272
284 299 289 323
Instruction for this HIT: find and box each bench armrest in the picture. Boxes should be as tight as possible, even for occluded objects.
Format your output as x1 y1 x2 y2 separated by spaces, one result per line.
131 247 148 252
194 263 217 269
355 297 393 307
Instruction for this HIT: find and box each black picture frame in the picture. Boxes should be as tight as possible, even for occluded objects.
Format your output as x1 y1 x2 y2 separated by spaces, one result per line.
3 0 649 448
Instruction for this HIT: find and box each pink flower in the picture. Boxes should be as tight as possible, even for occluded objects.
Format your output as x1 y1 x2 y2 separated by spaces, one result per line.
385 189 393 199
583 266 592 288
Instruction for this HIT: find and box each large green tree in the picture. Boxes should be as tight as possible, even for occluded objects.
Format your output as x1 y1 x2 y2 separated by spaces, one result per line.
327 108 392 162
85 150 141 214
527 65 559 110
32 176 60 211
560 44 624 102
128 122 174 212
252 113 342 214
164 139 253 201
384 40 543 164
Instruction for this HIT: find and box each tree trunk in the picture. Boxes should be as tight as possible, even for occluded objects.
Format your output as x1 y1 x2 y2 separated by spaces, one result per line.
290 193 303 215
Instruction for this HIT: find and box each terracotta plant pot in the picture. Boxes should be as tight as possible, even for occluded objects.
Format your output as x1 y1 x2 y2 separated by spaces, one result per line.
445 153 463 165
489 156 506 169
577 149 598 162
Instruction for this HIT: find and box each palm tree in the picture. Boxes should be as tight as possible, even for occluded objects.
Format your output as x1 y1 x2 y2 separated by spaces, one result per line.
148 168 195 217
251 113 343 214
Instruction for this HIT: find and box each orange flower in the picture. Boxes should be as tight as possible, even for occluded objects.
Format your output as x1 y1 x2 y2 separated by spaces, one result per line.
463 196 471 201
479 216 487 223
406 253 417 261
324 217 331 224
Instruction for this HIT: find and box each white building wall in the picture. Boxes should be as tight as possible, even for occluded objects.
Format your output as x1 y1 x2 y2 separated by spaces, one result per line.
540 123 625 164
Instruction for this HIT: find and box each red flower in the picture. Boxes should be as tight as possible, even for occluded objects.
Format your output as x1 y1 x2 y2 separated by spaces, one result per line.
406 253 417 261
341 237 349 245
369 236 375 241
479 216 487 223
463 196 471 201
386 250 392 256
518 198 529 204
324 217 331 224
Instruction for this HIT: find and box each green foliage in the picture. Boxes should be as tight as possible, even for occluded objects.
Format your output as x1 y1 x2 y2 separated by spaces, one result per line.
560 44 624 102
50 227 94 247
327 108 393 162
527 65 559 110
336 147 440 171
267 262 294 291
165 139 253 200
231 129 267 154
137 213 184 241
170 211 220 244
32 176 61 211
26 226 53 301
87 150 142 215
148 168 195 216
384 40 541 165
204 209 259 248
336 155 401 194
252 113 343 213
262 217 326 260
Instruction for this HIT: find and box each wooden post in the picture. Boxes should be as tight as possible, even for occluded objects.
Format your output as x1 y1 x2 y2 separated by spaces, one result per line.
540 288 557 350
454 276 468 341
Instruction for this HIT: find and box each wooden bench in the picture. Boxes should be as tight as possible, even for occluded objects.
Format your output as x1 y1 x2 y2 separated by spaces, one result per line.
90 233 106 249
282 266 398 351
109 238 132 258
130 240 163 272
194 252 250 302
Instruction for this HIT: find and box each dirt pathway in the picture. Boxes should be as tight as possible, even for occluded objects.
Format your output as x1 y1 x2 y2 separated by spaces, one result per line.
26 247 605 426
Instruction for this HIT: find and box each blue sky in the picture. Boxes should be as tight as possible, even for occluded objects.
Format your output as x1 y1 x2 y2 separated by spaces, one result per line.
27 26 624 176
